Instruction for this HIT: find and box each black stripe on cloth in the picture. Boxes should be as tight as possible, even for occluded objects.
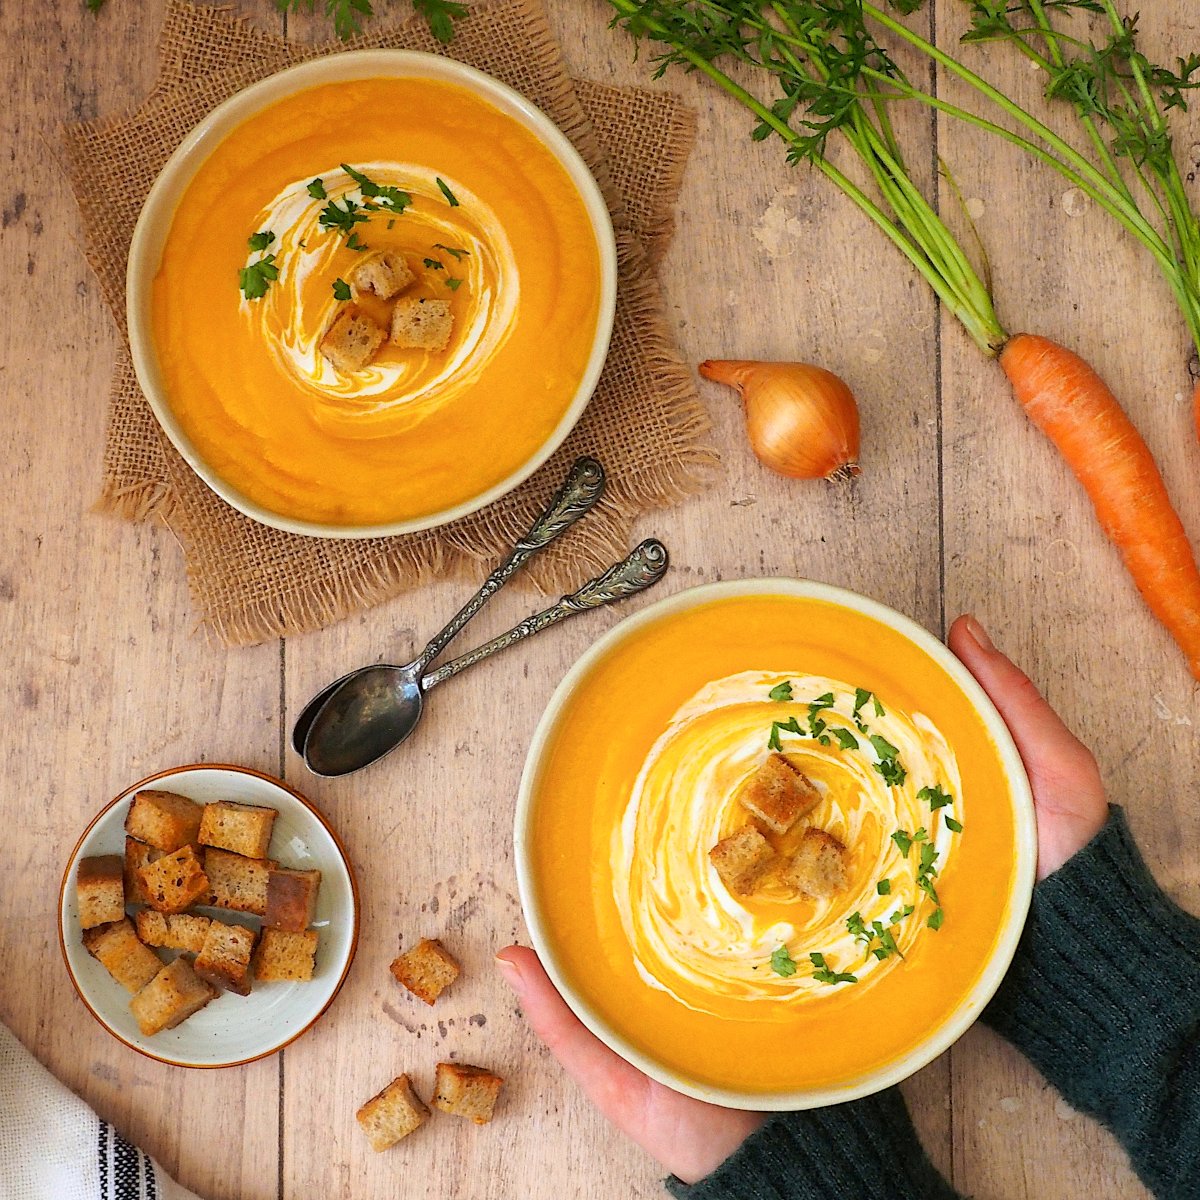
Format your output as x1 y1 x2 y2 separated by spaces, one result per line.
98 1120 109 1200
113 1128 139 1200
144 1152 158 1200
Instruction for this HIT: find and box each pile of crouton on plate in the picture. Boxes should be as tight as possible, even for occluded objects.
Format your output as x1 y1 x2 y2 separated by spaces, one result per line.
77 789 322 1036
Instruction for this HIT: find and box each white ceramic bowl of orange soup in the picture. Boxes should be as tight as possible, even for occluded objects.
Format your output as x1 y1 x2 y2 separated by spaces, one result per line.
127 52 616 536
516 580 1037 1109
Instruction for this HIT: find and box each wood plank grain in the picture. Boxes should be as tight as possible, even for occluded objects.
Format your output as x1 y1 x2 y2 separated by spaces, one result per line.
0 3 282 1197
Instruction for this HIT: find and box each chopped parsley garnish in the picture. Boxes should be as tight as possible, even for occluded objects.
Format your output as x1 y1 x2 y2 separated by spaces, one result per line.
889 904 914 924
340 163 410 210
423 257 445 271
307 178 327 200
807 693 835 741
332 278 351 301
847 911 903 963
436 176 460 206
810 952 857 985
918 784 954 811
831 727 859 751
319 196 370 236
876 878 891 895
346 231 367 251
247 229 275 252
768 680 794 702
869 734 906 786
770 945 798 977
767 716 802 752
927 908 945 931
434 242 469 260
445 277 464 290
945 816 964 833
238 253 279 300
891 827 928 858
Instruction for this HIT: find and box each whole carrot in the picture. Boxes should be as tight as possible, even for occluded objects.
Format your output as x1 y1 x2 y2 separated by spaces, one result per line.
1002 334 1200 677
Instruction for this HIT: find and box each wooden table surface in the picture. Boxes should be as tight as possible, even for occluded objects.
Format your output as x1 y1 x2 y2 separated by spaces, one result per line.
4 1 1199 1196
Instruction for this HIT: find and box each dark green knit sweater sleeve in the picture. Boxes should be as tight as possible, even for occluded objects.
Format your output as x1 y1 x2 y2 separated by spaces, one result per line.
665 1087 962 1200
982 804 1200 1198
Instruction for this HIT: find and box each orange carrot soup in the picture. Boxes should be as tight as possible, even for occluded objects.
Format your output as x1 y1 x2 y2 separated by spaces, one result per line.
526 592 1022 1096
150 76 603 528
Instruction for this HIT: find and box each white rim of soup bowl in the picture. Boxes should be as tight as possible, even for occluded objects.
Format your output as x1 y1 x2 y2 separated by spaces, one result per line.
126 50 618 539
514 578 1037 1110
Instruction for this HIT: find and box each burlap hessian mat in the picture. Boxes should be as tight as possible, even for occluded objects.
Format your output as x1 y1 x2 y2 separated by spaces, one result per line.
62 0 715 646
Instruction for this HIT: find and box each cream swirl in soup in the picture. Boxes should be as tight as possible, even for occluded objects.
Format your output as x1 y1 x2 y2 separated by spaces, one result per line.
612 671 962 1017
239 165 518 426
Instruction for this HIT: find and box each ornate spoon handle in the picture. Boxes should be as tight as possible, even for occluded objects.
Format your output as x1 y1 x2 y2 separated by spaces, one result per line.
422 539 669 690
414 457 606 673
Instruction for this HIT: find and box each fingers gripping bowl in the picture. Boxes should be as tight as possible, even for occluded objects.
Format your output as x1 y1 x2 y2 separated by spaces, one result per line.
127 51 617 537
515 580 1036 1109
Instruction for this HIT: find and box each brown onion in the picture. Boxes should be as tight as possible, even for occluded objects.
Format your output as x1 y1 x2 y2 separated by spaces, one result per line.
699 359 861 481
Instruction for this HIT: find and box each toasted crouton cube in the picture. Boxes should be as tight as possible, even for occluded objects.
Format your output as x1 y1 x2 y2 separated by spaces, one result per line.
204 848 274 916
356 1074 430 1151
320 305 386 372
76 855 126 929
253 928 318 983
124 790 203 852
198 801 277 860
135 910 211 954
264 868 322 932
739 754 821 835
709 826 776 897
782 828 849 899
129 958 216 1036
390 297 453 351
193 921 257 996
432 1062 504 1125
124 838 163 906
350 252 415 300
138 845 210 914
390 938 460 1006
83 919 163 993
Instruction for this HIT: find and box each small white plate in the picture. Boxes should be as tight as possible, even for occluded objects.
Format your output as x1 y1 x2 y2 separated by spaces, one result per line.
59 765 359 1068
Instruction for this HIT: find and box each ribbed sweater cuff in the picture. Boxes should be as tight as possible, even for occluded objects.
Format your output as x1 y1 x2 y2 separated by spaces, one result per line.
983 806 1200 1139
665 1088 961 1200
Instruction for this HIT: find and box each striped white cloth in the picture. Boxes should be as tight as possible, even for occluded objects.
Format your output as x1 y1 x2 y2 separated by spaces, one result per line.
0 1023 201 1200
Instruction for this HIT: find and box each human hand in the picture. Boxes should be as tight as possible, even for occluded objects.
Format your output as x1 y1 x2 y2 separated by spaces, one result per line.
495 946 765 1184
947 614 1108 880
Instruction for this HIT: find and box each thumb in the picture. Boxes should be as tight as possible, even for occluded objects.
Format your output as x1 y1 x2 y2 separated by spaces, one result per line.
495 945 651 1113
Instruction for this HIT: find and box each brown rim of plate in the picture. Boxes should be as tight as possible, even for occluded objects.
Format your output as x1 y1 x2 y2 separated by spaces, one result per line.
58 762 361 1070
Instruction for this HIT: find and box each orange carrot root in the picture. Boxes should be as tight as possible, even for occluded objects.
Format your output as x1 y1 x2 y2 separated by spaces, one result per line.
1001 333 1200 679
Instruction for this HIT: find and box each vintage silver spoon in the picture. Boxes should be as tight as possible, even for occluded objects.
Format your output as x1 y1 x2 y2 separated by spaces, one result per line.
300 538 668 777
290 455 607 758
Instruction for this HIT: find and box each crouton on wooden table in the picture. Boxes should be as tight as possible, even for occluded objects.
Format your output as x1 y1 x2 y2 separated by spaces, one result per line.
253 928 318 982
739 754 821 834
431 1062 505 1125
390 937 460 1005
782 828 850 899
137 845 210 914
709 826 776 896
390 297 453 350
193 921 258 996
356 1075 430 1151
204 847 274 915
129 958 216 1036
350 251 415 300
124 790 203 852
76 855 125 929
263 868 322 932
135 910 211 954
320 305 386 371
83 919 162 994
198 801 277 860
